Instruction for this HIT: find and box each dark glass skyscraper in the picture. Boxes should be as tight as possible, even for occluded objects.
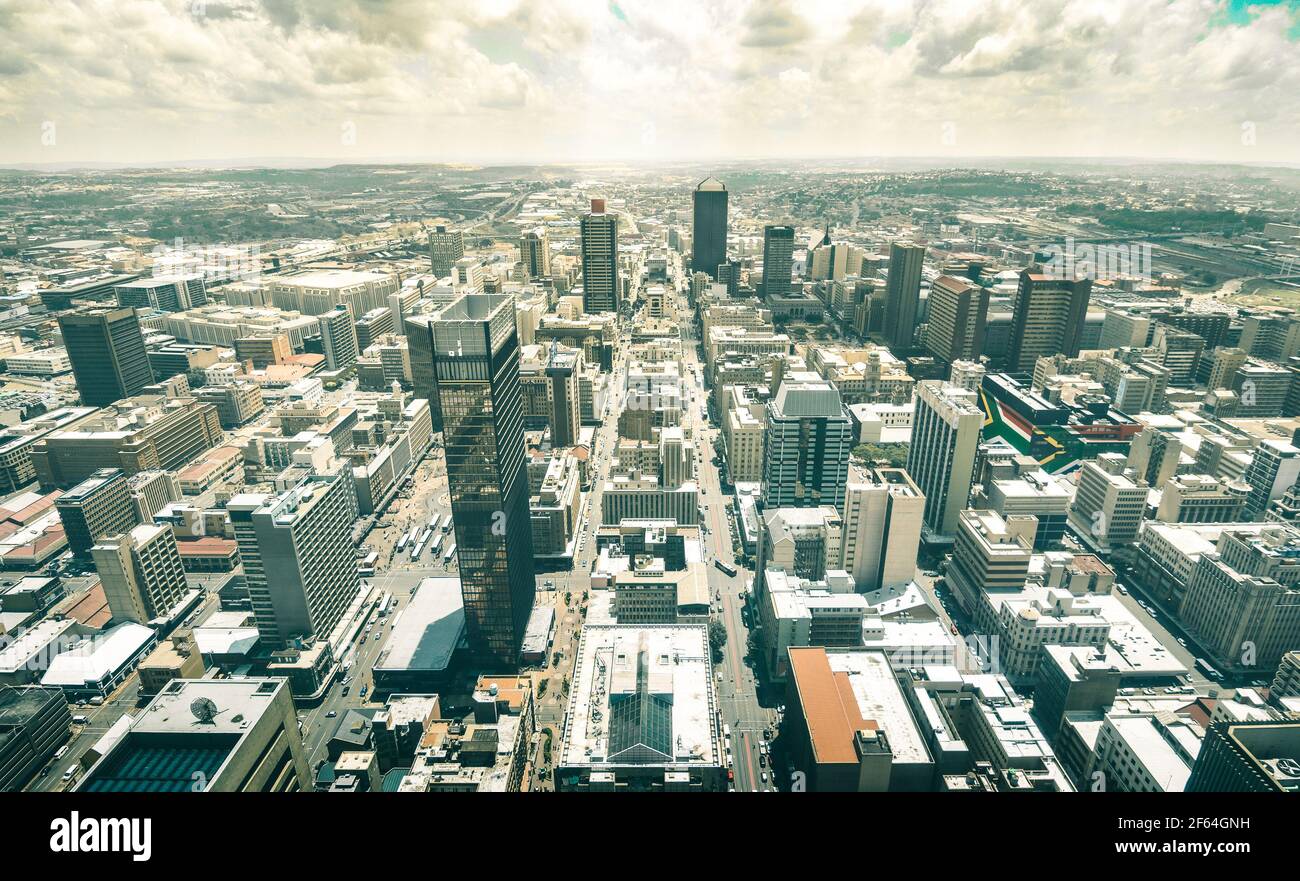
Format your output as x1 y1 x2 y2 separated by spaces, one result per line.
58 307 154 407
883 241 925 352
691 177 728 278
580 199 619 313
761 225 795 299
432 293 536 663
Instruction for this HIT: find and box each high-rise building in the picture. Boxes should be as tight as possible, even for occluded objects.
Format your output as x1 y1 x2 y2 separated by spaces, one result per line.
906 382 983 540
691 178 728 278
427 225 464 277
882 242 925 352
432 293 536 663
1242 440 1300 521
318 304 359 371
761 225 795 299
1188 721 1300 792
114 274 208 313
545 343 581 447
58 307 154 407
1179 553 1300 673
761 373 852 512
1067 454 1148 549
946 509 1035 614
924 274 988 366
55 468 138 557
520 228 551 280
580 199 619 313
0 685 72 792
1007 270 1092 372
91 523 189 625
228 471 360 649
404 313 438 426
76 678 310 792
838 469 925 593
1239 312 1300 364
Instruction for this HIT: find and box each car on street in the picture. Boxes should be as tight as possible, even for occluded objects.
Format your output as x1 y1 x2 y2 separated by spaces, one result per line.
326 710 337 718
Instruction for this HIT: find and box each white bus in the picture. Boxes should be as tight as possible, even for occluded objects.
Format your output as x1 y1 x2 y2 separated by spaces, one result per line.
443 543 456 565
441 514 454 533
358 551 379 577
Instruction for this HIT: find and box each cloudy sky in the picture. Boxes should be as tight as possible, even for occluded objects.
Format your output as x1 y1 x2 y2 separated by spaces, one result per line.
1 0 1298 167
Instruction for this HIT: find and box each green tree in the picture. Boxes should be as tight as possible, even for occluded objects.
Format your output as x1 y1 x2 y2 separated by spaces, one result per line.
708 621 728 663
851 442 908 467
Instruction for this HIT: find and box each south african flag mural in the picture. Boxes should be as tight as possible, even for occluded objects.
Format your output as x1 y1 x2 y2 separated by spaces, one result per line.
977 376 1140 474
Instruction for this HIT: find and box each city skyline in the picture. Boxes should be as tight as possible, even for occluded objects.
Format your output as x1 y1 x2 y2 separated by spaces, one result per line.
1 0 1299 168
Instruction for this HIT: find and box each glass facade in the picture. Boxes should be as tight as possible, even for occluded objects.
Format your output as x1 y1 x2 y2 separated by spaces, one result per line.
433 294 536 664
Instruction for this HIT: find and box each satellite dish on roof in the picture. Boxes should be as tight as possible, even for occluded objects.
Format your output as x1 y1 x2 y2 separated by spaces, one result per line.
191 697 219 723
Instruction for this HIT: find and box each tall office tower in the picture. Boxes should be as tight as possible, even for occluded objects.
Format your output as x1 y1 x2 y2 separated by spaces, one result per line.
520 228 551 280
925 275 989 366
1007 269 1092 373
91 523 188 625
946 509 1036 614
427 225 464 277
658 426 693 489
580 199 619 313
760 225 795 299
716 260 741 297
761 372 852 511
404 314 438 423
1098 308 1153 350
1239 312 1300 363
58 307 154 407
318 304 359 371
1242 440 1300 520
838 469 925 593
1207 347 1249 390
228 471 360 650
432 293 536 663
882 242 925 352
545 343 581 447
1068 454 1148 548
907 381 983 540
56 468 138 557
388 287 421 338
691 177 728 278
354 306 395 351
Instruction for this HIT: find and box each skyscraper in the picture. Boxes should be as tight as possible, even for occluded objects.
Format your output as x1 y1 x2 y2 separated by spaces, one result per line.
907 381 984 540
1007 269 1092 372
58 307 154 407
882 242 925 352
691 178 728 278
761 372 852 511
318 304 359 371
520 228 551 280
432 293 536 663
838 469 925 593
56 468 138 557
228 471 360 649
1242 440 1300 520
761 225 795 299
925 275 989 366
580 199 619 313
427 225 464 277
92 523 188 625
545 342 581 448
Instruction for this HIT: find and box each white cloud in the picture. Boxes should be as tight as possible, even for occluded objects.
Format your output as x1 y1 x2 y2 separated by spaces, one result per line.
0 0 1297 164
